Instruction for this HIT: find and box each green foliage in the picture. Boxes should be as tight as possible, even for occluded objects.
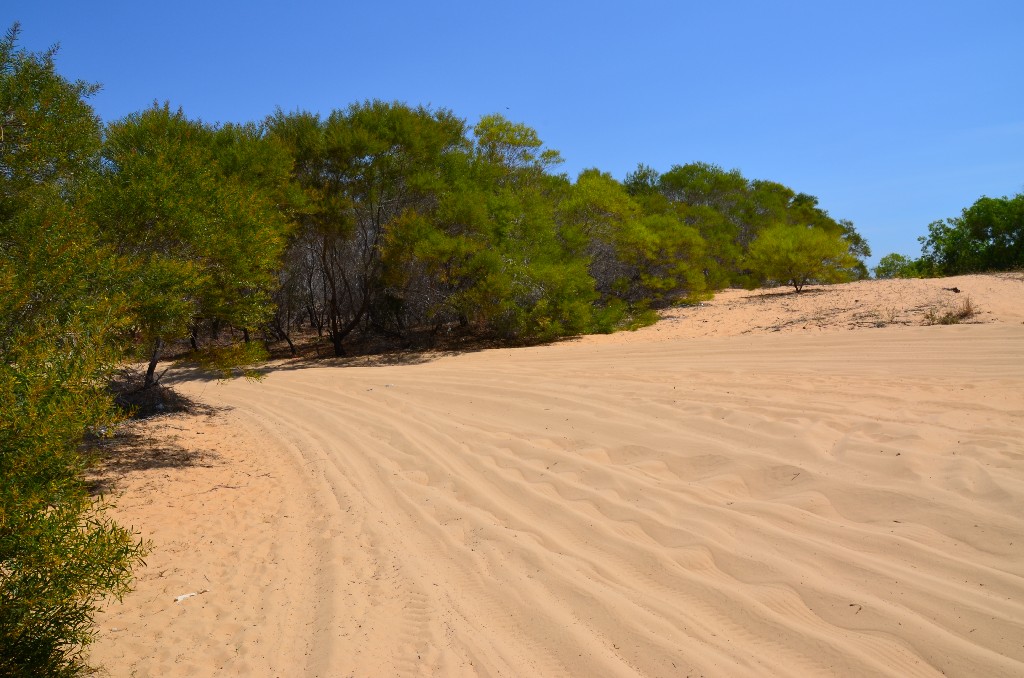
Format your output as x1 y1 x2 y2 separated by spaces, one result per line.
460 122 594 339
639 163 870 287
473 113 563 174
558 169 708 324
268 102 475 352
270 105 606 347
660 162 749 209
837 219 872 279
0 26 100 218
917 218 984 275
874 252 918 279
93 104 291 384
960 194 1024 270
190 342 269 381
266 107 871 347
745 223 858 292
318 133 872 341
614 213 706 302
917 192 1024 275
622 163 660 197
1 26 147 675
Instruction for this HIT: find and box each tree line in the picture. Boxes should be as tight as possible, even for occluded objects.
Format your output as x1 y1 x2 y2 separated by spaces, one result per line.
261 108 870 356
104 99 871 375
0 24 869 675
874 192 1024 278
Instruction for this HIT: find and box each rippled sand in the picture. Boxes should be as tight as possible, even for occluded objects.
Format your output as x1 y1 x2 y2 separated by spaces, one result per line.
91 274 1024 677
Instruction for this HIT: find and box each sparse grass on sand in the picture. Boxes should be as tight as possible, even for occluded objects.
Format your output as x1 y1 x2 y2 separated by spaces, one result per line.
923 296 977 325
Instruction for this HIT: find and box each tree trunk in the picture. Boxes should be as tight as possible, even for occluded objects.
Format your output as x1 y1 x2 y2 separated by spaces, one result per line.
144 337 163 389
273 321 297 356
329 329 345 356
308 305 321 336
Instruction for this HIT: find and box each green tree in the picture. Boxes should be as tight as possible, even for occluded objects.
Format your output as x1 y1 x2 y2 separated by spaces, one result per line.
874 252 917 279
746 223 858 292
472 113 563 174
271 106 603 346
93 105 291 386
463 115 595 339
617 213 707 304
785 195 871 280
622 163 660 197
635 163 870 288
558 170 707 322
268 102 472 353
917 218 985 275
1 24 147 676
0 28 100 219
918 192 1024 275
961 193 1024 270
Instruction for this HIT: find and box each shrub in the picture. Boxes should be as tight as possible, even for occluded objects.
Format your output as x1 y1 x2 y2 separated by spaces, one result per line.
923 296 977 325
873 252 917 279
1 24 148 675
745 224 858 292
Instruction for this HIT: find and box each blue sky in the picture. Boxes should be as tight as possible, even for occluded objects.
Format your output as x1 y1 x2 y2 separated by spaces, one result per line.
7 1 1022 265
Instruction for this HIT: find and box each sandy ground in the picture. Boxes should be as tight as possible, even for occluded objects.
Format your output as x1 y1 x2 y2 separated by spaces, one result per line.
89 274 1024 677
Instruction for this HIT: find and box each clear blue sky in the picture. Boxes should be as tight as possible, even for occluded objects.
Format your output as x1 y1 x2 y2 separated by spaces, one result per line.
7 1 1022 265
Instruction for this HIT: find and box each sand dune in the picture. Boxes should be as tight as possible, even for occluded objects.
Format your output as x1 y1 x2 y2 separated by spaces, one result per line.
90 274 1024 677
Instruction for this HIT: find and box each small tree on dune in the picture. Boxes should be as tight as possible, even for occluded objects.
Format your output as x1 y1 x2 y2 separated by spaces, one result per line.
745 223 857 292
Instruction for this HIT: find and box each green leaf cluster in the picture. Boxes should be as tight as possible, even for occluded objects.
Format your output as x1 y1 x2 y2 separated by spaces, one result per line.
92 105 292 384
745 223 859 292
268 115 872 352
918 193 1024 275
876 191 1023 278
1 25 147 676
873 252 918 279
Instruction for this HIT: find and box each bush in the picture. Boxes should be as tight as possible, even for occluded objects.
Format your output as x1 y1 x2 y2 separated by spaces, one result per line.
1 25 148 675
923 296 977 325
873 252 917 279
0 198 150 676
918 193 1024 275
745 224 858 292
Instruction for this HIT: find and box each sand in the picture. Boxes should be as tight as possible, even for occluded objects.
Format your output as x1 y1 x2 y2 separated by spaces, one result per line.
89 274 1024 677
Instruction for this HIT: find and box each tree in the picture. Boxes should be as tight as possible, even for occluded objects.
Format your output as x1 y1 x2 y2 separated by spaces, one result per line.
836 219 872 280
629 163 870 289
473 113 563 174
558 169 707 319
961 193 1024 270
93 105 291 386
1 195 146 677
782 195 870 280
457 115 595 339
917 192 1024 275
745 223 858 292
874 252 917 279
0 26 100 219
268 102 472 354
1 24 147 676
270 107 606 346
622 163 659 197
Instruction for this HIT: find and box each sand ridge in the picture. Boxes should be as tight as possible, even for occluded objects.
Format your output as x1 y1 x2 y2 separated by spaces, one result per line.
90 274 1024 676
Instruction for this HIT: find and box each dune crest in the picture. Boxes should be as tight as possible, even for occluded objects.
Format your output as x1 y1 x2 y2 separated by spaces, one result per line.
91 274 1024 677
